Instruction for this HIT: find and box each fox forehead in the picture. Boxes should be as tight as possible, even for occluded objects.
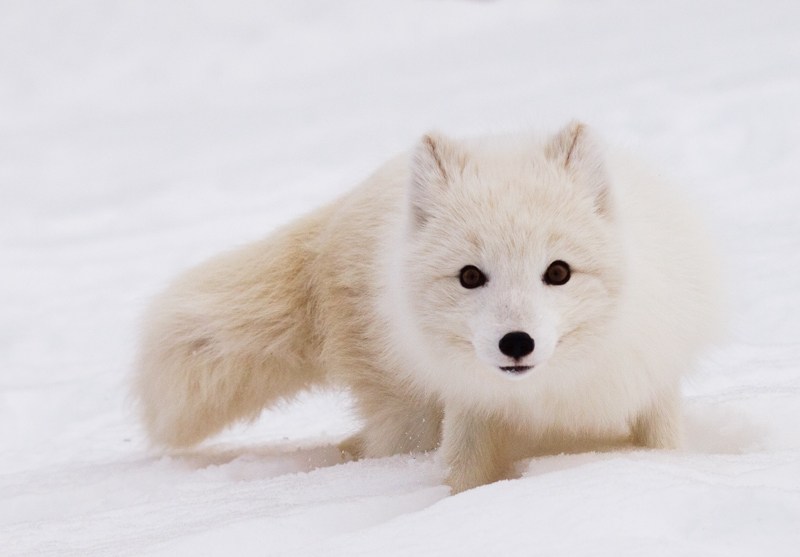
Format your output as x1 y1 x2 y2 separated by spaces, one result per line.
419 172 611 268
404 125 622 283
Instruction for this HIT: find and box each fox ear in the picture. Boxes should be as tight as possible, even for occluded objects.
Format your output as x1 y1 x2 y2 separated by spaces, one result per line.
546 121 611 216
409 132 467 228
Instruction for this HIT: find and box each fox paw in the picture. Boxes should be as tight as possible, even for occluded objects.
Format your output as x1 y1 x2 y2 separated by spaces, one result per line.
338 434 364 462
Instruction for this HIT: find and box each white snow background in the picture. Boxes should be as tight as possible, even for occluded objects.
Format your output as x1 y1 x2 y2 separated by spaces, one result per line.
2 1 800 555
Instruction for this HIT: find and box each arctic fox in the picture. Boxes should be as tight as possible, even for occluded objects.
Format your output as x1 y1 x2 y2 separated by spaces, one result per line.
135 122 721 493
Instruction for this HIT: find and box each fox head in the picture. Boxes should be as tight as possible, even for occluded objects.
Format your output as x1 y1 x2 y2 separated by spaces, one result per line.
398 122 625 382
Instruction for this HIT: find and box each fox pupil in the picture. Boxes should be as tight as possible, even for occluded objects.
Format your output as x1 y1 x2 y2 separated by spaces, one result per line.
459 265 486 289
544 261 571 285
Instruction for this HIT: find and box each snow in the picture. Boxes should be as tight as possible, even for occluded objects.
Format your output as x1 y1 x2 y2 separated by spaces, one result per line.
2 0 799 555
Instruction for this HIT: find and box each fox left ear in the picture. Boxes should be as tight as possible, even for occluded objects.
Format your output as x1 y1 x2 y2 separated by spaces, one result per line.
408 132 468 228
546 121 612 216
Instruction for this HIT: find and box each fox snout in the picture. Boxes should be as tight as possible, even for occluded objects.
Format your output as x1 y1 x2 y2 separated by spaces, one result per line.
499 331 534 360
498 331 535 374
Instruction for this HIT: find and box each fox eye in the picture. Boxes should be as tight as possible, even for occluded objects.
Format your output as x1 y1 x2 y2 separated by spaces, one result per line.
544 260 571 285
459 265 487 289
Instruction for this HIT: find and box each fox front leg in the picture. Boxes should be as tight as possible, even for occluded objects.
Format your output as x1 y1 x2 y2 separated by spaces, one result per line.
631 386 683 450
441 406 513 494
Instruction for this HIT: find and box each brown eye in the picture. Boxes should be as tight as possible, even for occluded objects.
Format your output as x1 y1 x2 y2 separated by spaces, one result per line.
544 260 571 285
459 265 487 289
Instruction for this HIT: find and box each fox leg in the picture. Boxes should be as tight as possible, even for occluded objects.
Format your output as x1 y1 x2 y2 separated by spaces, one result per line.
340 381 442 460
440 405 514 494
631 386 683 450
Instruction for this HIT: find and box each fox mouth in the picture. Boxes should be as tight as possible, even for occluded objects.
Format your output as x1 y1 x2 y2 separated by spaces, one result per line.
499 365 533 374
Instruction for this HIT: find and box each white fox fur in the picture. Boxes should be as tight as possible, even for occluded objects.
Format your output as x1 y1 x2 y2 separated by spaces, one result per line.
135 122 721 493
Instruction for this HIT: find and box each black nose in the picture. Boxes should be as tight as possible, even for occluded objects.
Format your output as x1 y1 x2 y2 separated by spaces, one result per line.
498 331 534 360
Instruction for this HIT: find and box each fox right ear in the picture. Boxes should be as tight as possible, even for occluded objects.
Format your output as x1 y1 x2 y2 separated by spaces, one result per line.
545 121 612 217
409 133 466 228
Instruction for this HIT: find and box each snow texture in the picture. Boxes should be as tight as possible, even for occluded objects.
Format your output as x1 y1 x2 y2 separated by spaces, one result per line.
2 1 799 555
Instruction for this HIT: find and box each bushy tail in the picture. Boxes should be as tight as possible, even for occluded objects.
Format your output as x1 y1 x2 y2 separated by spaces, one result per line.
134 227 324 448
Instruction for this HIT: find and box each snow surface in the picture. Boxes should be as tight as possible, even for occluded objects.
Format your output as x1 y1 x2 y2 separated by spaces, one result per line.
2 1 800 555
